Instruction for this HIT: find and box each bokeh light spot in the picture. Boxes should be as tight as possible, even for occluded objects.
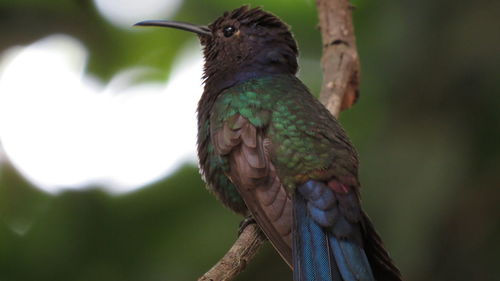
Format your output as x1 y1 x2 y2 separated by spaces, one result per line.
0 35 203 194
93 0 183 28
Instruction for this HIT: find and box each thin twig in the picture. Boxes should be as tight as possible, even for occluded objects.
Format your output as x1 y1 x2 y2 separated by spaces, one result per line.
198 0 360 279
198 224 266 281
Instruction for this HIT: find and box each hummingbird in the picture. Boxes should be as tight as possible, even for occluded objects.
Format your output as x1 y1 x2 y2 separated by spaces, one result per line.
136 6 402 281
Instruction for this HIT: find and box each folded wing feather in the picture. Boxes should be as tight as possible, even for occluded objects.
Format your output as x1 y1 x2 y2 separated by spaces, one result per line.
212 114 294 267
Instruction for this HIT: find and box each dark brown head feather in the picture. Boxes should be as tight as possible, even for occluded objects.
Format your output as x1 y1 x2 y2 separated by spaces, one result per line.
200 5 299 94
211 6 291 32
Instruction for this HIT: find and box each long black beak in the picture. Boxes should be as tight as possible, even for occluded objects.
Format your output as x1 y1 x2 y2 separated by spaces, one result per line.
134 20 211 36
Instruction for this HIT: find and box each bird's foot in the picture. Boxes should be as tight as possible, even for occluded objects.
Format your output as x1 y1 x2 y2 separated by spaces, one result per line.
238 215 256 237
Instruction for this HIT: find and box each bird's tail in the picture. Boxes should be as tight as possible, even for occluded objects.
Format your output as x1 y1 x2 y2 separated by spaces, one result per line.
361 211 403 281
292 181 376 281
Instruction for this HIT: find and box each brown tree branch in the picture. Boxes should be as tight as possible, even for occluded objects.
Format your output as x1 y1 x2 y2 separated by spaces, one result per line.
198 0 360 279
198 223 267 281
317 0 361 118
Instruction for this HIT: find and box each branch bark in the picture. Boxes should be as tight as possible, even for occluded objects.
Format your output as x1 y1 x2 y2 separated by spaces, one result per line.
198 224 266 281
198 0 361 279
317 0 360 118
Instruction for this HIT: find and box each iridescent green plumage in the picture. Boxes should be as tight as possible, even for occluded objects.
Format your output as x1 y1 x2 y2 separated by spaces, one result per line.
204 74 358 204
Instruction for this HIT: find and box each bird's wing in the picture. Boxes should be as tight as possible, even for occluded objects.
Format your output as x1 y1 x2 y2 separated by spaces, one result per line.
212 113 294 267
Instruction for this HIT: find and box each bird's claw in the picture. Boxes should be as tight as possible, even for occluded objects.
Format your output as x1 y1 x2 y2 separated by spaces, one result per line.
238 215 256 236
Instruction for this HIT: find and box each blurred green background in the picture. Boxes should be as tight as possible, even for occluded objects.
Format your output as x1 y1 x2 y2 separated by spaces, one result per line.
1 0 499 280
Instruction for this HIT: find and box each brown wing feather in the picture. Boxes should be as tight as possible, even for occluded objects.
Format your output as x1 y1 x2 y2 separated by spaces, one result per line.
212 114 293 267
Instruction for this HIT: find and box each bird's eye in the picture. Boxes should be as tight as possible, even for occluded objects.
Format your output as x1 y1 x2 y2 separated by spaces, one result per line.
223 26 237 37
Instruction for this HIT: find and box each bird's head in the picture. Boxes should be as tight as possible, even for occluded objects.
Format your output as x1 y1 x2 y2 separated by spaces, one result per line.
135 6 299 84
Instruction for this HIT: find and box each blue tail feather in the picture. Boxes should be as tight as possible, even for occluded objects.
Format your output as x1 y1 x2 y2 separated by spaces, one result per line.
330 237 374 281
293 180 375 281
293 190 340 281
